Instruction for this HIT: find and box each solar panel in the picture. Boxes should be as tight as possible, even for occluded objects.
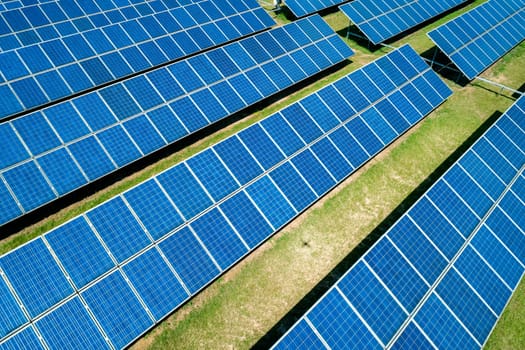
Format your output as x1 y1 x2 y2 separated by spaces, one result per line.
0 44 452 349
0 0 276 120
340 0 468 45
286 0 348 18
0 14 354 227
428 0 525 80
273 95 525 349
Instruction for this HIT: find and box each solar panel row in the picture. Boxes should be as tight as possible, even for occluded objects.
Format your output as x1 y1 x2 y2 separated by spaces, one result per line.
428 0 525 80
0 44 452 349
286 0 347 18
273 95 525 350
0 0 275 120
340 0 467 45
0 14 353 227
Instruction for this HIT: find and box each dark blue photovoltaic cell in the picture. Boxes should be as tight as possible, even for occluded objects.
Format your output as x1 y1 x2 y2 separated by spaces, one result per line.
0 276 27 338
191 208 248 270
12 112 61 155
82 271 153 350
409 196 464 260
3 161 56 212
37 148 87 196
470 226 524 289
157 163 213 220
220 190 274 248
0 180 22 225
427 180 480 236
416 294 478 350
459 151 506 201
365 239 428 312
46 217 114 289
186 149 239 202
485 207 525 264
311 137 353 181
328 126 369 169
213 136 263 186
0 123 29 169
87 197 151 263
391 322 435 350
281 104 323 144
291 149 335 196
0 239 73 318
35 297 109 350
338 262 407 344
444 165 494 216
124 179 183 241
159 227 220 294
455 246 512 314
273 319 325 350
437 269 496 343
261 113 305 157
123 248 188 321
308 289 382 349
0 327 44 350
239 124 285 170
270 162 317 212
67 136 116 181
97 125 142 167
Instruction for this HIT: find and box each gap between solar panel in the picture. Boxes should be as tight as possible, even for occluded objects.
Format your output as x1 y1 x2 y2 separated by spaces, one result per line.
0 14 355 231
0 44 452 349
272 95 525 350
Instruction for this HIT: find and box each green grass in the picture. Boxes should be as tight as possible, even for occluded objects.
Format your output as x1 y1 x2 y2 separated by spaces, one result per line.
1 1 523 348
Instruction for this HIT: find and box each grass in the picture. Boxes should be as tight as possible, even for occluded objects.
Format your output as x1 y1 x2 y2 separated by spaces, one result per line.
1 0 523 348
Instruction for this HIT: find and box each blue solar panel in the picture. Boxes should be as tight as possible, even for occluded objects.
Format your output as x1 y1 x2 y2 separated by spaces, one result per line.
273 95 525 349
428 0 525 79
0 15 354 227
0 238 73 318
35 297 110 350
45 217 115 289
0 326 44 350
0 0 276 119
81 270 154 349
0 44 453 348
86 197 151 263
0 274 26 338
341 0 468 44
122 248 189 321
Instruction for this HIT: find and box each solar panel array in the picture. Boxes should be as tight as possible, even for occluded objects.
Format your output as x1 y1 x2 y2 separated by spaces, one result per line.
340 0 468 44
286 0 347 18
0 14 353 227
428 0 525 80
273 95 525 350
0 0 275 120
0 44 452 349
